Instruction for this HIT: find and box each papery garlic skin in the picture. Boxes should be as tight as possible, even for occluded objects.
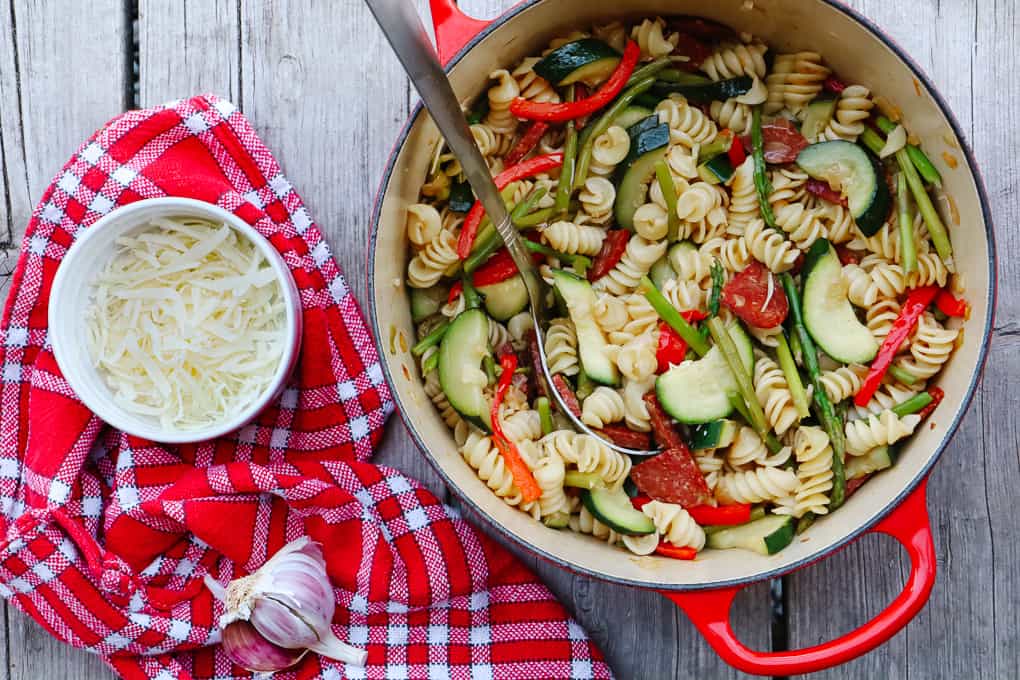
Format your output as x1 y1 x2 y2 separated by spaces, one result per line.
221 620 306 672
207 537 368 669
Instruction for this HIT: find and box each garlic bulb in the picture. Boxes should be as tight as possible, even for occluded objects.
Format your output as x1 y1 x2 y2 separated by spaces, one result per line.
206 537 367 671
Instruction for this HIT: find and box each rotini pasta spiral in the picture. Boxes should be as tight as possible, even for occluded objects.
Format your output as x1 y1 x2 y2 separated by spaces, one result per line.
592 235 668 295
702 41 768 80
609 333 658 382
660 278 704 313
865 298 902 346
743 218 800 272
607 294 660 345
726 157 758 236
499 409 543 444
716 466 799 505
747 323 782 348
581 386 626 428
700 236 751 274
424 369 464 429
540 431 631 486
821 85 874 142
621 376 655 432
725 425 769 468
774 201 826 250
820 203 855 244
590 125 631 177
666 144 699 179
669 244 713 286
769 167 809 206
779 425 834 517
406 203 442 247
579 177 616 224
842 262 905 307
631 17 677 59
766 52 830 114
506 312 534 350
570 504 622 545
485 69 520 134
531 450 570 518
676 182 726 224
544 317 580 376
819 363 869 403
441 292 466 319
845 410 921 455
470 123 514 160
754 351 800 436
641 501 706 551
488 318 513 352
696 450 725 491
633 202 670 241
407 229 459 288
710 99 753 136
542 219 607 256
656 95 718 148
461 430 534 508
908 252 950 288
512 57 559 103
594 292 629 333
893 313 958 382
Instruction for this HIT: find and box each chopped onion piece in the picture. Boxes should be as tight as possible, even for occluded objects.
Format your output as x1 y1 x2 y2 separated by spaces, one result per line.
86 217 286 431
879 125 907 158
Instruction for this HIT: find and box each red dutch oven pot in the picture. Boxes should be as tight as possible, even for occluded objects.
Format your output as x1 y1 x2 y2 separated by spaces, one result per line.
368 1 997 674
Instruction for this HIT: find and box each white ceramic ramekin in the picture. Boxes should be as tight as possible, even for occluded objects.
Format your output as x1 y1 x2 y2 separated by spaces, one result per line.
48 197 302 444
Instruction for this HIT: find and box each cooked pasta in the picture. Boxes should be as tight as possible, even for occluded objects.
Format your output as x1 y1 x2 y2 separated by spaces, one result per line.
403 16 964 561
744 218 800 272
543 219 607 256
754 351 800 436
656 95 718 148
578 177 616 224
592 235 668 295
581 386 626 428
845 410 921 455
642 501 706 550
716 466 799 505
544 317 579 376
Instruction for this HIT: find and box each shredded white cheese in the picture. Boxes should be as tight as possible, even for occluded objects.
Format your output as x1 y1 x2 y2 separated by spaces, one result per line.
761 272 775 313
85 217 286 431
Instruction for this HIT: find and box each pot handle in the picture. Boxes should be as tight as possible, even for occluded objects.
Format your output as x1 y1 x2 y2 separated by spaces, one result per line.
662 478 935 676
429 0 491 66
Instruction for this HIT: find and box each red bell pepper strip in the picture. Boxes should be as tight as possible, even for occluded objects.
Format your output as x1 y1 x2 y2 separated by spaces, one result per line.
855 285 940 407
823 75 848 94
917 386 945 420
449 246 548 302
456 153 564 258
654 543 698 560
687 503 751 526
509 41 640 122
935 289 969 318
805 178 849 207
587 230 631 281
727 131 747 167
655 311 708 373
490 353 542 503
504 121 549 166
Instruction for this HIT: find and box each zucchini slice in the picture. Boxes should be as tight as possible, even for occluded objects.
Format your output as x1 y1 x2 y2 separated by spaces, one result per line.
447 180 474 213
655 323 755 424
613 105 654 131
649 255 677 290
707 514 795 555
796 140 892 236
581 486 656 536
614 121 670 231
802 239 879 364
689 419 739 450
438 309 493 431
698 153 735 184
651 76 754 104
533 38 621 86
846 445 897 479
801 96 837 141
551 269 620 386
410 287 446 323
478 275 529 322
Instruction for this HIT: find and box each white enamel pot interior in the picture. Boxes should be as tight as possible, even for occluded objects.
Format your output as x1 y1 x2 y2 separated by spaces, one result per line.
368 0 995 672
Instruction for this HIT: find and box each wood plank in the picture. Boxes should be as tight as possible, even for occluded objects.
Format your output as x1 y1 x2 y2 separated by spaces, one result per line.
238 0 448 500
138 0 241 107
786 1 1010 678
0 0 130 677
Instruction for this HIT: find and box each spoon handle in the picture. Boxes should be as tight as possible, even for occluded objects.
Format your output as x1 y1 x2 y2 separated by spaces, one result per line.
364 0 533 277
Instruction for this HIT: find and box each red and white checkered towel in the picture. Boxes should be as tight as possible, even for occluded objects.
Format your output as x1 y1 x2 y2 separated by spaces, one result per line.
0 95 611 679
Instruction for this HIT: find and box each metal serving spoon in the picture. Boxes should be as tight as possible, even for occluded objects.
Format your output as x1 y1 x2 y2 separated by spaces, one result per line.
365 0 658 456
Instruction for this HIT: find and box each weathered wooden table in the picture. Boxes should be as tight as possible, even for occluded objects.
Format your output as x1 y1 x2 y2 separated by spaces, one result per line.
0 1 1013 678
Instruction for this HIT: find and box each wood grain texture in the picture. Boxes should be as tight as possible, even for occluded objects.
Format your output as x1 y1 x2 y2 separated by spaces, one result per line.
0 0 1013 678
785 1 1015 679
0 1 130 677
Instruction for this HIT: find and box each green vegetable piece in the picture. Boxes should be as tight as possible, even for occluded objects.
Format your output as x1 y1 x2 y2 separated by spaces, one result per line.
537 396 554 435
777 332 811 419
654 160 681 241
708 259 724 319
411 320 449 357
751 106 777 229
896 172 918 275
640 277 711 357
891 392 933 417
